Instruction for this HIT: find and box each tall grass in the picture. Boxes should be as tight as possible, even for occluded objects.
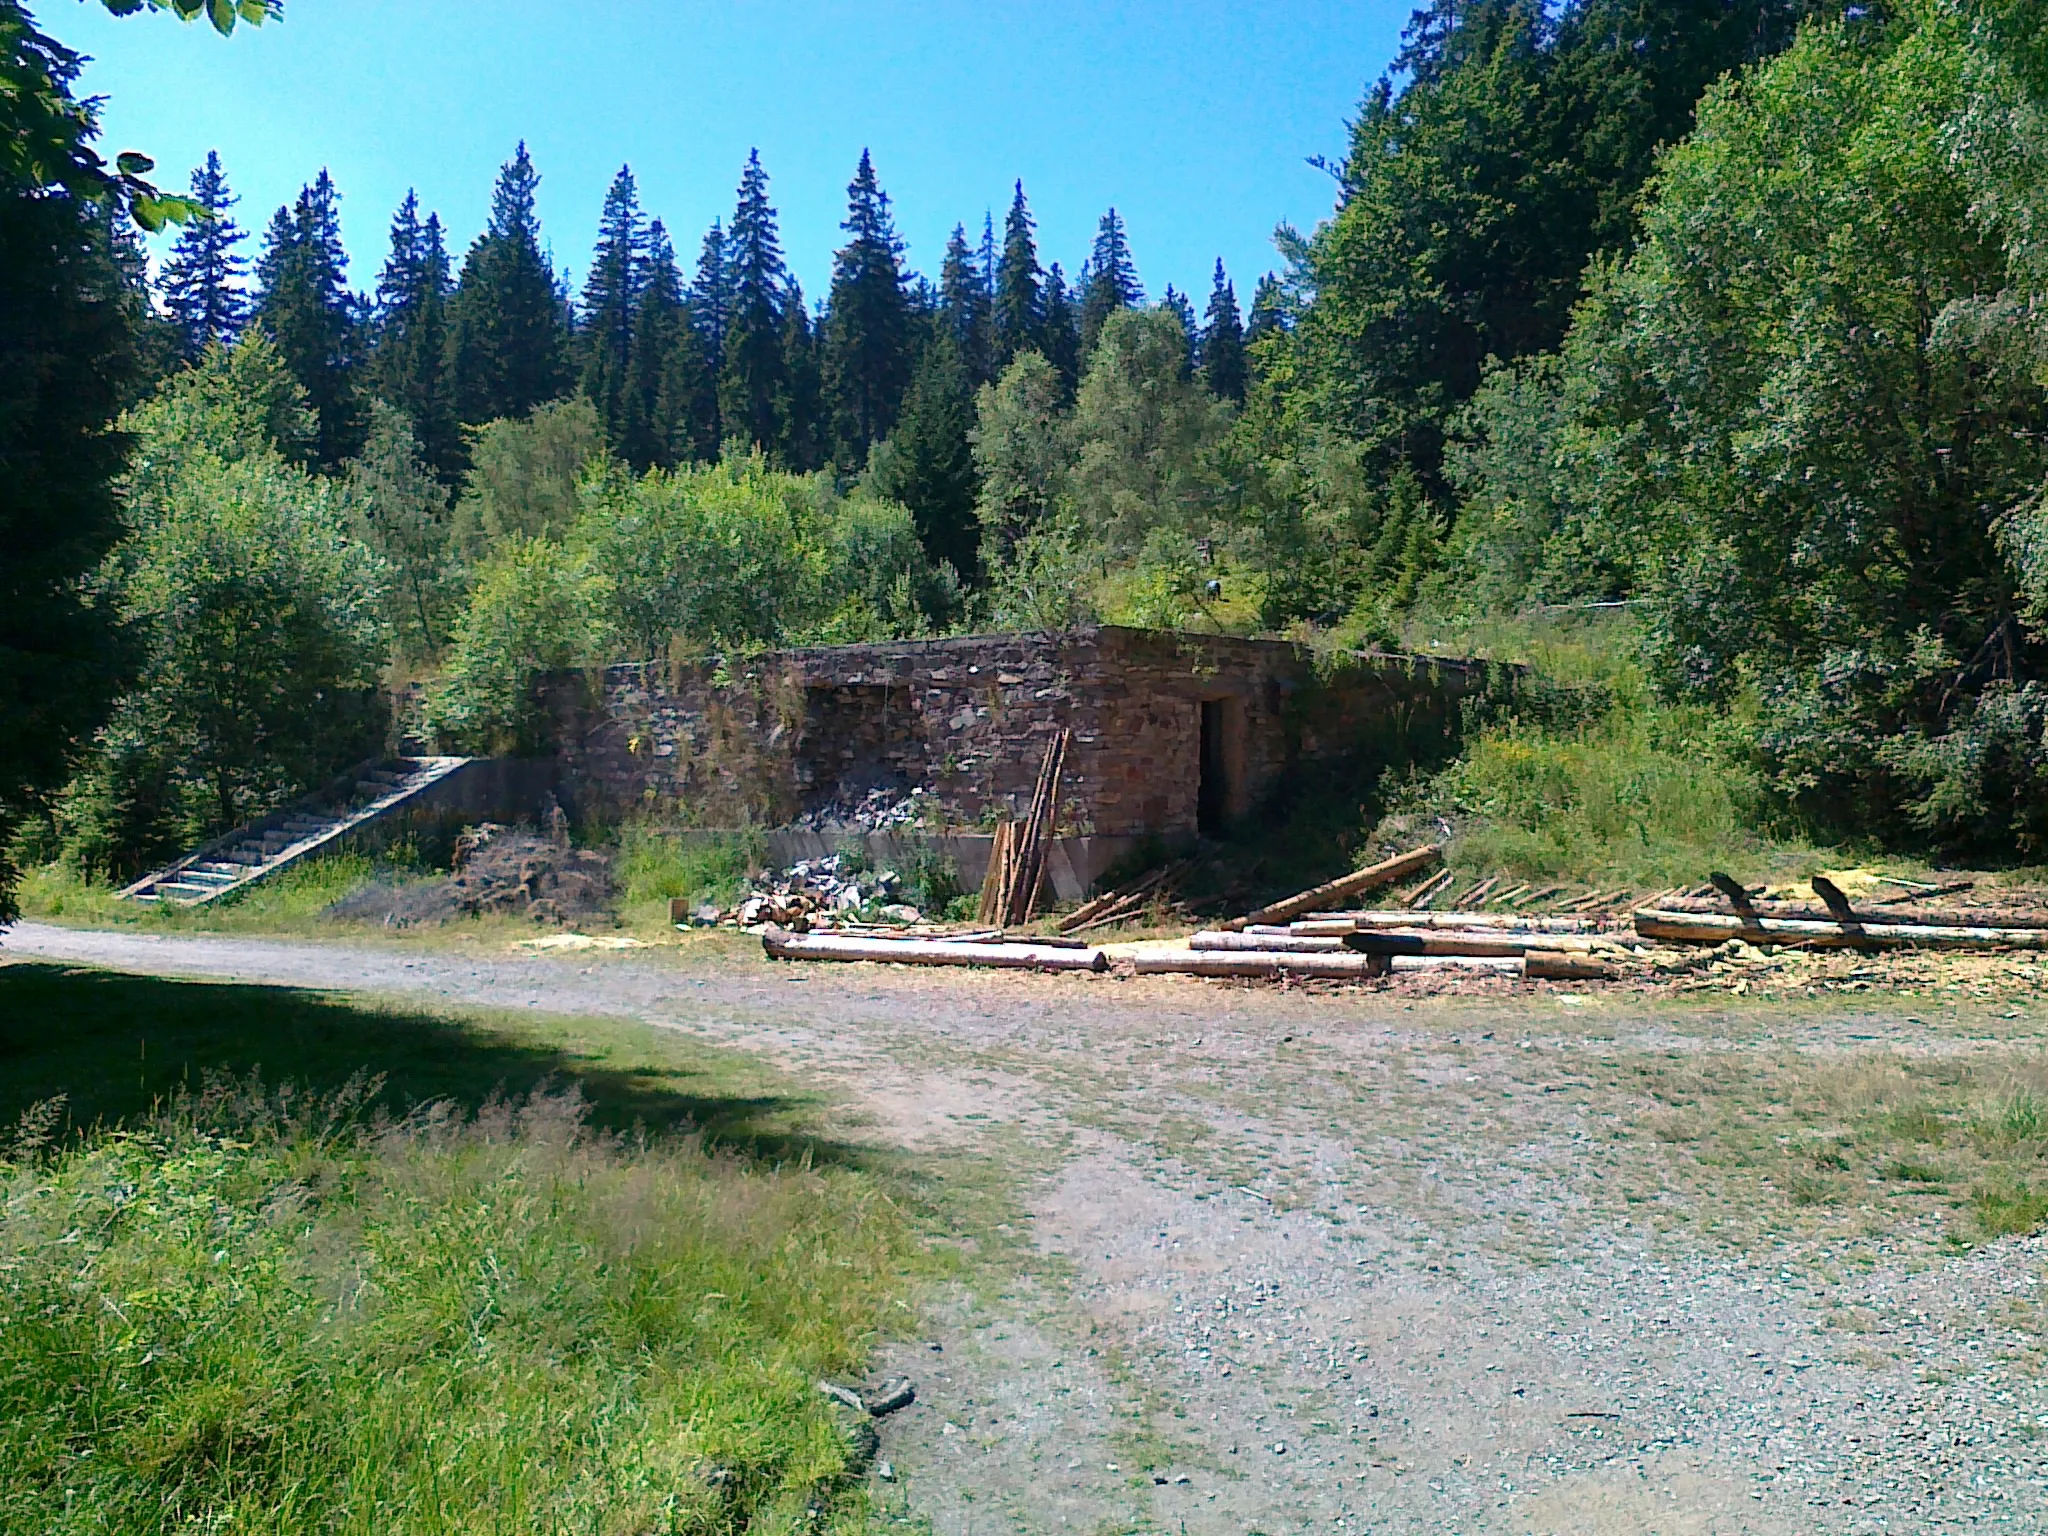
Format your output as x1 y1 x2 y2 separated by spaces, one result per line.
1386 608 1821 886
615 827 763 920
0 1078 906 1534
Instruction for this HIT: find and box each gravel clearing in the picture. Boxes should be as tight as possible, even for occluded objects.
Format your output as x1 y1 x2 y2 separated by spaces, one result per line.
6 919 2046 1533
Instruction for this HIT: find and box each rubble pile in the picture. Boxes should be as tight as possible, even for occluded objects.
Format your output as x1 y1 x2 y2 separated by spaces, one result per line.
683 853 923 931
791 786 934 833
328 823 614 928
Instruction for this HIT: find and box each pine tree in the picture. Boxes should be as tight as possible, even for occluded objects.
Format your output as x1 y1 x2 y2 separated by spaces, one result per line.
1161 284 1197 377
822 148 913 466
939 224 992 386
448 142 571 426
1079 207 1143 356
647 221 720 467
690 218 732 372
994 179 1043 371
1246 272 1286 345
367 191 459 480
160 150 248 360
867 331 978 580
1040 260 1080 395
1199 258 1247 402
623 219 705 470
717 149 790 456
778 277 823 471
253 168 362 465
580 164 649 449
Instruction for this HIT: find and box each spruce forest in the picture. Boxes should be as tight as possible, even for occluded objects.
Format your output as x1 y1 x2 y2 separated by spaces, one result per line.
14 0 2048 901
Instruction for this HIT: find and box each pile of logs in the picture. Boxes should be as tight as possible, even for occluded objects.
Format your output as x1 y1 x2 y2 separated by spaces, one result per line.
1125 845 1622 981
1635 871 2048 952
1128 909 1619 982
977 731 1071 928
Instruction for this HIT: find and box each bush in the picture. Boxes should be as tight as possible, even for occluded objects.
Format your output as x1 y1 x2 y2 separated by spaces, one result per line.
59 343 389 878
576 456 957 659
614 827 761 915
426 536 597 754
0 1079 905 1533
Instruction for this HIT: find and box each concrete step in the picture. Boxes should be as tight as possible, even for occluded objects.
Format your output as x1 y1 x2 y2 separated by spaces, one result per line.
120 755 477 908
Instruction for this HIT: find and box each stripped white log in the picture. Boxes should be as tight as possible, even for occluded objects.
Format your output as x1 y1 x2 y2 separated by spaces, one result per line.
1137 948 1614 981
1191 931 1345 953
1343 929 1627 956
1132 951 1389 979
1296 911 1602 933
1390 954 1523 973
1388 953 1614 979
1632 909 2048 952
762 926 1108 972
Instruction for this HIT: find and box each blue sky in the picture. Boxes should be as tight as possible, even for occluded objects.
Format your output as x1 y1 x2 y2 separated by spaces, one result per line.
59 1 1413 307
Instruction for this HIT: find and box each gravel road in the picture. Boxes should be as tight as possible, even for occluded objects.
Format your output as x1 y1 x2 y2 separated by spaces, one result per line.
6 920 2046 1535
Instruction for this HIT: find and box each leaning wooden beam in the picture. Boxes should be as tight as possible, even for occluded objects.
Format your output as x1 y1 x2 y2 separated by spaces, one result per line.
762 925 1108 972
1632 909 2048 951
1405 868 1458 909
1058 863 1173 932
1220 844 1442 932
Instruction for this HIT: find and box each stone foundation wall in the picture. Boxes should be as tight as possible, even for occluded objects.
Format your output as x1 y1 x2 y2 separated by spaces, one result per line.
541 626 1488 839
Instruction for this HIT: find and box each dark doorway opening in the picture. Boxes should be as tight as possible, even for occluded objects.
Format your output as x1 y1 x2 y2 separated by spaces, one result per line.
1199 699 1227 835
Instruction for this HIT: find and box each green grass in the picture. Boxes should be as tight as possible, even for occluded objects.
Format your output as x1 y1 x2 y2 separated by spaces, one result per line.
0 964 924 1533
1628 1046 2048 1244
614 827 763 927
18 853 395 935
1384 608 1827 888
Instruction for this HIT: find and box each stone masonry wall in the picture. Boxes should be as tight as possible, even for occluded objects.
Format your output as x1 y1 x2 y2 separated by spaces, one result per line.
540 627 1487 836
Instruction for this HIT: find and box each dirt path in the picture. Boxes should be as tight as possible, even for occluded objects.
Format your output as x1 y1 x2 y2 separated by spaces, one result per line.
7 920 2046 1534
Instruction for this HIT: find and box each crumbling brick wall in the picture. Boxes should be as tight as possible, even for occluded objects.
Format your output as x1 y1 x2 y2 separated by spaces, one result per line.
540 627 1487 834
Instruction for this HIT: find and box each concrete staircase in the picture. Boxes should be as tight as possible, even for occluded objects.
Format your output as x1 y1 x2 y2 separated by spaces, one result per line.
120 756 475 907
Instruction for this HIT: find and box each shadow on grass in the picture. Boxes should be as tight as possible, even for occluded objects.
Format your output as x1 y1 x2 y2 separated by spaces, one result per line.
0 962 868 1169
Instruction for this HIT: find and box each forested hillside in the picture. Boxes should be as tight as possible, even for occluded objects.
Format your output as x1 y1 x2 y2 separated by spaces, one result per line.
12 0 2048 906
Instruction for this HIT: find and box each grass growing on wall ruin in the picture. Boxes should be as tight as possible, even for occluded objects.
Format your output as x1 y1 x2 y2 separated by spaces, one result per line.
1372 610 1831 890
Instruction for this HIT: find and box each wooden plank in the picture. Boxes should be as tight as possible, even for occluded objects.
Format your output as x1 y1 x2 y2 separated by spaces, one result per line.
1220 844 1442 932
1405 868 1457 909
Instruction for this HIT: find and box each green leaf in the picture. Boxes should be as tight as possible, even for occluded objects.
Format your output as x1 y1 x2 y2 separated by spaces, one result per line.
131 192 202 232
116 151 156 177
